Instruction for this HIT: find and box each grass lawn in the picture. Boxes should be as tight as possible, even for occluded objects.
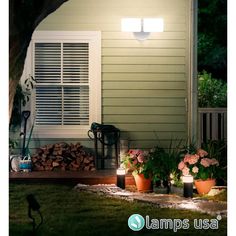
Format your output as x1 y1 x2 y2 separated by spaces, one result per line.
203 191 227 202
9 183 227 236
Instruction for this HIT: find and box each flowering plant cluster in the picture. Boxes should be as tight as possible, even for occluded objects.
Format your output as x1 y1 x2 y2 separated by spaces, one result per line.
178 149 219 180
121 149 150 176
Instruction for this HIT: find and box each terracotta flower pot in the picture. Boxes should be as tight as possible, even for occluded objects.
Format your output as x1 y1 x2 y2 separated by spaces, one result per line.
194 178 216 195
133 173 152 192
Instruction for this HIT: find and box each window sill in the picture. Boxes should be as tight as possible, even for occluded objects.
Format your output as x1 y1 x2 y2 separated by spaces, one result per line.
32 126 90 139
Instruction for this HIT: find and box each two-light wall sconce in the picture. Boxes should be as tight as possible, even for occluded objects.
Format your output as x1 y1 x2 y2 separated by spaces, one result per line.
121 18 164 40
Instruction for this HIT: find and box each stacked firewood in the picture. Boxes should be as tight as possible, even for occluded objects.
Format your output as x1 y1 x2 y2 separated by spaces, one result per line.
31 142 96 171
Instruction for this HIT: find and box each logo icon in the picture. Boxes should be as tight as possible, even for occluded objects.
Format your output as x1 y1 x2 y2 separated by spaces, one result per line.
128 214 145 231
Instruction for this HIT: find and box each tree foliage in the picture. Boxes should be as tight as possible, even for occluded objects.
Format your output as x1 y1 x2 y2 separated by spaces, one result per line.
198 0 227 81
198 71 227 107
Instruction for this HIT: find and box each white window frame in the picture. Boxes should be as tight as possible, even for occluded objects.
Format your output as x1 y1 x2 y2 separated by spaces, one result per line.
25 31 101 139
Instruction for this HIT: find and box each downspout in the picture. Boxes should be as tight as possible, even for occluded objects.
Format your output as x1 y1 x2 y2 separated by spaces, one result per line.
188 0 198 144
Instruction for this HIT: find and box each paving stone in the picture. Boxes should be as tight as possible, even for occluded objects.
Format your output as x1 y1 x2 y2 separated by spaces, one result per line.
74 184 227 217
208 187 226 196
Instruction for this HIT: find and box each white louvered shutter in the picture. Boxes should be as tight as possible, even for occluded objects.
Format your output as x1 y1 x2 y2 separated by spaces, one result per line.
34 42 89 126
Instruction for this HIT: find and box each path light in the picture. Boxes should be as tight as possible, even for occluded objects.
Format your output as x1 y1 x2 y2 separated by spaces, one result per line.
121 18 164 40
182 175 193 198
117 167 126 189
26 194 43 233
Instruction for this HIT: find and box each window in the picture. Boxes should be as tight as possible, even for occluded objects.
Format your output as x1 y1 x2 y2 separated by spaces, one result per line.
29 31 101 138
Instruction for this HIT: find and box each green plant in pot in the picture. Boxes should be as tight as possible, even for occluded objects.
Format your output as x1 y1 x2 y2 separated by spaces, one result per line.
121 149 152 192
201 139 227 185
144 142 182 194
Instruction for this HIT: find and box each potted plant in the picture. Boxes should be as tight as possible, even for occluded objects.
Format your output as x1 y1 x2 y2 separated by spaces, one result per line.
144 141 182 194
121 149 152 192
178 148 219 195
201 139 227 185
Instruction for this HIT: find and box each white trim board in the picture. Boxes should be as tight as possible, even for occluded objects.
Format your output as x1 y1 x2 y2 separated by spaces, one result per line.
22 30 101 139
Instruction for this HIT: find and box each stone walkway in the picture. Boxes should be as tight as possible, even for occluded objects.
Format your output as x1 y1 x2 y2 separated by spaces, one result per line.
74 184 227 218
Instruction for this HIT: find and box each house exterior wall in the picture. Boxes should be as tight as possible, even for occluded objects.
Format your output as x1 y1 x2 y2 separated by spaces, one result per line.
11 0 194 154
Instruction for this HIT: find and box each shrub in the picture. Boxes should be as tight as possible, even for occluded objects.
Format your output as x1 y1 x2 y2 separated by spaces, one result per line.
198 71 227 107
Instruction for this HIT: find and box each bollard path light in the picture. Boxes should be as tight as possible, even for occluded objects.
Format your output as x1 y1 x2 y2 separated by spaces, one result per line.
116 167 126 189
182 175 193 198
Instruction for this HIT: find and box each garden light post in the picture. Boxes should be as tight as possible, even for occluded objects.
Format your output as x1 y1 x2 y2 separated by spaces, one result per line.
116 167 126 189
26 194 43 234
183 175 193 198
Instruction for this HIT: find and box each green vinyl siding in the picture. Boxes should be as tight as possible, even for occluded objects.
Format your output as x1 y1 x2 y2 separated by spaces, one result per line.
102 65 185 73
32 0 191 149
103 73 185 82
103 115 185 123
102 40 186 48
103 90 186 98
103 81 185 90
102 57 185 65
102 48 186 57
103 98 184 106
103 107 185 115
102 31 186 40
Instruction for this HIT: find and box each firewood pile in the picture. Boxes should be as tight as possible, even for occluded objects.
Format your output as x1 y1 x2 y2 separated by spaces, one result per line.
31 142 96 171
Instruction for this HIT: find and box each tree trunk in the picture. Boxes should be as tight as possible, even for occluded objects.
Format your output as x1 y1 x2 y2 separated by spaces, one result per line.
9 0 68 122
9 79 19 120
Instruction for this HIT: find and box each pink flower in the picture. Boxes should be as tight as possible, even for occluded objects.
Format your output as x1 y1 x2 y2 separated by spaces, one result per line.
192 166 199 173
137 154 145 163
197 149 208 157
200 158 211 167
183 154 199 165
182 166 190 176
128 149 141 160
132 159 138 165
178 148 219 180
188 154 199 165
183 154 191 163
128 149 138 157
178 161 185 170
128 150 134 155
209 158 219 166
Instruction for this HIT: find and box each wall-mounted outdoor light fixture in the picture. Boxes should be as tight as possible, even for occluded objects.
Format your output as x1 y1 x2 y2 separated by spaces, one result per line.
182 175 193 198
121 18 164 40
